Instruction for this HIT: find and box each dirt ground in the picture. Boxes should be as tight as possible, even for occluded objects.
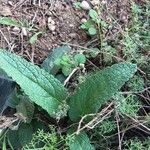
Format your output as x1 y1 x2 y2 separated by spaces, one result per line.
0 0 146 64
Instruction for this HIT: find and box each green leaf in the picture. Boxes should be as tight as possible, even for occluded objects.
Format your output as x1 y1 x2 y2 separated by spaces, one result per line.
29 32 42 44
41 45 71 75
6 90 20 108
7 123 33 148
18 123 33 147
7 129 22 149
89 9 98 21
74 54 86 65
0 50 67 117
68 132 94 150
0 17 23 27
80 20 93 29
62 66 73 76
16 96 34 123
68 63 137 122
88 27 97 35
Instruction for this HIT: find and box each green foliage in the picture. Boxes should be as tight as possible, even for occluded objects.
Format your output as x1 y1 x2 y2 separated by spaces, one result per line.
0 17 24 27
68 63 137 122
0 50 138 149
114 93 140 116
24 125 68 150
101 41 117 63
127 75 145 92
80 9 99 36
54 52 86 76
16 96 34 123
29 32 42 44
94 120 116 135
0 50 68 117
73 2 81 9
7 123 33 149
74 54 86 65
68 132 94 150
88 27 97 35
56 55 75 76
41 45 71 75
124 138 150 150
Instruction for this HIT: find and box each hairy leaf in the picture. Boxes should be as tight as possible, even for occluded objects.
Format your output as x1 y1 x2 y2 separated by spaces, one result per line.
0 50 67 117
68 63 137 122
69 132 94 150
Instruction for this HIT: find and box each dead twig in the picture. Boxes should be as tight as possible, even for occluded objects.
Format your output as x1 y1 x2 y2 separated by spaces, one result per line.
76 102 114 135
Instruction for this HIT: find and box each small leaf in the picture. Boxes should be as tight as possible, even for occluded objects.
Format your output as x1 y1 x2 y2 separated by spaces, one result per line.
89 48 100 58
29 32 42 44
74 54 86 65
0 50 67 117
88 27 97 35
41 45 71 75
80 20 93 29
68 63 137 122
0 17 23 27
89 9 98 20
68 132 94 150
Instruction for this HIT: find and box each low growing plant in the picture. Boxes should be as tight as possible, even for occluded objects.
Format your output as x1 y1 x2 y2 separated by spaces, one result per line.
0 49 137 149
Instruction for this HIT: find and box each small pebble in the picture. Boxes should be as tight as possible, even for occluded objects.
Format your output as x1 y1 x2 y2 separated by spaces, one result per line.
81 18 87 23
81 1 91 10
69 33 76 38
13 27 20 32
49 25 56 31
22 27 27 36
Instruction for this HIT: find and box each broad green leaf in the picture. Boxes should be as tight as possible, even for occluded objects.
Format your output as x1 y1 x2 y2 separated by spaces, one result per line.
68 132 94 150
7 129 22 149
16 96 34 123
18 123 33 147
68 63 137 122
0 17 23 27
0 50 67 117
7 123 33 148
41 45 71 75
29 32 42 44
